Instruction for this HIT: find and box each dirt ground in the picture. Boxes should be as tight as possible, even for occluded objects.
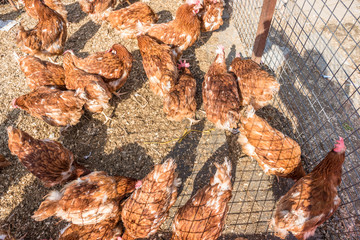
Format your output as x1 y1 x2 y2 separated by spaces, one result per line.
0 0 339 239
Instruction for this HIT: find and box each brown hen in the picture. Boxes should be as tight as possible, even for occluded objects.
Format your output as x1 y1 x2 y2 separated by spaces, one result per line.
19 0 68 22
121 158 181 240
58 215 122 240
237 105 305 180
16 54 65 90
79 0 116 23
7 126 87 187
202 45 241 132
145 1 202 57
229 55 280 110
104 2 158 39
199 0 225 32
63 51 112 114
271 137 346 239
16 0 67 58
137 34 178 97
172 158 232 240
33 171 140 225
12 86 85 127
67 44 133 95
163 60 197 125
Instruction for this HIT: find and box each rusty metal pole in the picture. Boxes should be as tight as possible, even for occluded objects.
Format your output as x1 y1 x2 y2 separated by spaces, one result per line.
251 0 277 64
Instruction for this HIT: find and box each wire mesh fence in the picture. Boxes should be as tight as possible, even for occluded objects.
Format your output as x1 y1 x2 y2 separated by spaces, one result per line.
232 0 360 238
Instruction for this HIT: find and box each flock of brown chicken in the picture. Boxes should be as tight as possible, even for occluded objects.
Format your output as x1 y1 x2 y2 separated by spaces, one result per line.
2 0 347 239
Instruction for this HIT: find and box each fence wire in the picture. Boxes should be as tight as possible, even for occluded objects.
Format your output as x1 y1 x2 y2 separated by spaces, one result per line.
232 0 360 238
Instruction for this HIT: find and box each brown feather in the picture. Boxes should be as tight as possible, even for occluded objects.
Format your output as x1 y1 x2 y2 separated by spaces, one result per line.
172 159 232 240
271 147 345 239
163 66 197 121
105 2 158 39
200 0 225 32
237 105 305 180
7 126 86 187
138 34 178 97
146 3 201 54
230 57 280 110
21 0 68 22
19 55 65 90
33 171 138 225
13 86 85 127
203 47 241 130
16 0 67 57
63 52 112 113
79 0 116 23
69 44 133 93
121 158 180 240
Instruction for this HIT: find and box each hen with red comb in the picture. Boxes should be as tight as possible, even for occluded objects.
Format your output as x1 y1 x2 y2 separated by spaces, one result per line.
271 137 346 239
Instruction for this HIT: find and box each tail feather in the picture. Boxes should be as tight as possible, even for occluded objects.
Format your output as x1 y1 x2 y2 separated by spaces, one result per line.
32 191 61 221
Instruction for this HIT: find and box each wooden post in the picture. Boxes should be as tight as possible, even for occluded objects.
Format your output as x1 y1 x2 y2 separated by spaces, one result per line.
251 0 277 64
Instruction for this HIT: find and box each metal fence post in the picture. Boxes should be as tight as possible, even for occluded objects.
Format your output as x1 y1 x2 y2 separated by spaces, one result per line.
251 0 277 64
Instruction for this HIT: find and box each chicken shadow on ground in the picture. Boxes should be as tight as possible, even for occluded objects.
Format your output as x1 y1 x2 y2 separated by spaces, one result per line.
162 119 205 195
65 2 87 23
58 111 153 179
65 20 101 53
3 174 67 240
0 109 28 198
217 0 233 33
156 10 173 24
191 143 236 196
58 112 108 169
0 8 22 21
103 142 154 180
266 26 359 173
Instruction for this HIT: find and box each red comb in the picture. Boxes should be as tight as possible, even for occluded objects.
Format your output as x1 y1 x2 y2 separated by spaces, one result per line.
11 98 18 108
333 137 346 153
178 60 190 69
135 180 142 189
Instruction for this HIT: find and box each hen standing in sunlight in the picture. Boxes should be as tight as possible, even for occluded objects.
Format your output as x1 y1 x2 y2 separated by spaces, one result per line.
16 0 67 58
104 2 158 39
15 54 66 91
144 0 202 59
65 44 133 97
7 126 88 187
237 105 305 180
137 34 178 97
229 53 280 110
121 158 181 240
163 60 198 126
199 0 225 32
78 0 116 23
172 158 232 240
12 86 85 127
33 171 141 225
17 0 68 22
202 45 242 133
58 213 122 239
63 50 112 120
271 137 346 239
